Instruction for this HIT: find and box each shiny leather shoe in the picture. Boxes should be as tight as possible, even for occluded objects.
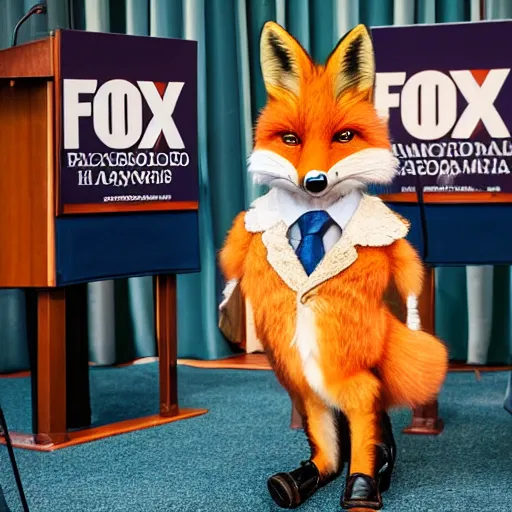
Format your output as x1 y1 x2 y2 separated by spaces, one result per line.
375 441 394 494
340 473 382 510
339 443 393 510
340 413 396 509
268 460 331 509
378 412 396 493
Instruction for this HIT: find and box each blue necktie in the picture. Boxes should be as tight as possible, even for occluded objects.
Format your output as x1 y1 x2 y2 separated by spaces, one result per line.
295 211 334 276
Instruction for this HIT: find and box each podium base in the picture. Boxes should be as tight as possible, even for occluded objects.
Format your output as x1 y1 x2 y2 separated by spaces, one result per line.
1 409 207 452
290 405 303 430
402 401 444 436
1 273 208 452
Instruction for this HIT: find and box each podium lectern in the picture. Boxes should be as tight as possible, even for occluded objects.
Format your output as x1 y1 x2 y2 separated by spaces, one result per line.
372 20 512 435
0 29 207 451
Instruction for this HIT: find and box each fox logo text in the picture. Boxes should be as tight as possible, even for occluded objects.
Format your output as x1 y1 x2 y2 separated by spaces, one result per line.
63 79 185 150
375 69 511 140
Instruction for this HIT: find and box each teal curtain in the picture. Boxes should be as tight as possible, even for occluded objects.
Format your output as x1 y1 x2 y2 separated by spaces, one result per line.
1 0 511 373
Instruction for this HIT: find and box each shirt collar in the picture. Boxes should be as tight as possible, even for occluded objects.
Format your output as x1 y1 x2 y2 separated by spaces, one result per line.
275 188 362 229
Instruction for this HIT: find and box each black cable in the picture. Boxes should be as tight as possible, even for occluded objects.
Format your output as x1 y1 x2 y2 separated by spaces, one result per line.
11 3 47 47
68 0 75 30
392 153 430 262
414 169 430 262
0 408 30 512
413 168 489 263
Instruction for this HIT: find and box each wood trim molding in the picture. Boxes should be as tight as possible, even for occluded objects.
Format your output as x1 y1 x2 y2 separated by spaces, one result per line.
379 192 512 204
61 201 199 215
0 38 53 79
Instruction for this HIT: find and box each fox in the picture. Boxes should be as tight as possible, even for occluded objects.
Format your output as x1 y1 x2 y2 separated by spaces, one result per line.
218 22 448 511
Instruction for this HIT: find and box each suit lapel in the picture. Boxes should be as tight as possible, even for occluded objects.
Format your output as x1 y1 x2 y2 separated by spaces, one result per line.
261 221 357 296
259 194 410 298
262 222 308 292
300 235 358 297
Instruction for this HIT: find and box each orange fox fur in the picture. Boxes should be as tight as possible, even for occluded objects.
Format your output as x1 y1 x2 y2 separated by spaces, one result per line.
219 21 448 508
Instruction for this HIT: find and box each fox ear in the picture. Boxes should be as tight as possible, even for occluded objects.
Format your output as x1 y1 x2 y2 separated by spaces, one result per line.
260 21 312 98
325 24 375 101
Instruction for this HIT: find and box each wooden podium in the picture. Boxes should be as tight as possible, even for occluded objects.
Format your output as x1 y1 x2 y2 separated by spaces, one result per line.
372 19 512 436
0 29 207 451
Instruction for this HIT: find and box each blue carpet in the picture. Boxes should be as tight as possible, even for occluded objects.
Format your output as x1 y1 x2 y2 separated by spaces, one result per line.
1 365 511 512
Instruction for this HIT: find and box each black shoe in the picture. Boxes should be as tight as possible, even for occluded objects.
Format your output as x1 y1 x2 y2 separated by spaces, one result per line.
340 413 396 510
377 412 396 493
268 460 333 509
340 473 382 510
375 442 393 495
339 444 393 510
335 409 352 466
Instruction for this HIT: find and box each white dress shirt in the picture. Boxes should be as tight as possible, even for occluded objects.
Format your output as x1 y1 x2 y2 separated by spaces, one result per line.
275 189 362 253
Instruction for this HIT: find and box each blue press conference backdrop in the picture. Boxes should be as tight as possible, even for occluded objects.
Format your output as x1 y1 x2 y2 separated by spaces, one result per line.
373 20 512 195
0 0 511 373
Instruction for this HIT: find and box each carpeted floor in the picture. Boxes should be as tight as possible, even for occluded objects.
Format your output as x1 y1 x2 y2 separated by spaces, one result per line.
0 364 511 512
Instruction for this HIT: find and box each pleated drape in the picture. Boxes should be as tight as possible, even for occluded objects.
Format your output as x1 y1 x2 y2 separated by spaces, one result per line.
0 0 511 373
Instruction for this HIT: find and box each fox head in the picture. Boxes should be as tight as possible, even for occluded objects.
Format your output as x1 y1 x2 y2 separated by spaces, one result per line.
249 22 398 205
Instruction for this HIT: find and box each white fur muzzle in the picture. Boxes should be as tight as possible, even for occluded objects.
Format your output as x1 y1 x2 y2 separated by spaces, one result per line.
248 150 299 188
248 148 399 203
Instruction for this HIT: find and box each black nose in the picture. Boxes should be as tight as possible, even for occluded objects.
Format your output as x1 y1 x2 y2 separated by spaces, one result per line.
304 171 328 193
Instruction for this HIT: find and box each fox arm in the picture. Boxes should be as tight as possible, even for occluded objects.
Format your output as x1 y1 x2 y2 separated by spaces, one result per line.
388 238 425 331
218 211 253 309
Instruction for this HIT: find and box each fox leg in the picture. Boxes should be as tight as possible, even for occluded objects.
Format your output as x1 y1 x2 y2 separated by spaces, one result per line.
304 395 349 477
325 371 390 511
268 393 347 509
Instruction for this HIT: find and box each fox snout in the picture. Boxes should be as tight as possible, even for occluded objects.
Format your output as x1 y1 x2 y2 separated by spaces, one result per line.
303 170 328 194
248 148 398 203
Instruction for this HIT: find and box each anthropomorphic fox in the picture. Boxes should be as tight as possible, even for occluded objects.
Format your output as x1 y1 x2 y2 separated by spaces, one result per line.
218 22 448 511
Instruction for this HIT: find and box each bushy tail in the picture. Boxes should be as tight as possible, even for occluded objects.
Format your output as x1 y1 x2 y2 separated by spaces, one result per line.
379 314 449 409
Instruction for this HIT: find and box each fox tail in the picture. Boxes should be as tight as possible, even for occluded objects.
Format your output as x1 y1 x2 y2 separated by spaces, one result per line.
379 314 449 409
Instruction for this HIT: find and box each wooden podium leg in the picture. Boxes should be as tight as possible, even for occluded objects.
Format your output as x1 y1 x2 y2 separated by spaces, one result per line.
290 399 303 430
402 400 444 435
287 389 304 430
26 285 90 442
65 284 91 430
403 266 444 436
34 288 69 445
5 278 206 452
155 274 179 417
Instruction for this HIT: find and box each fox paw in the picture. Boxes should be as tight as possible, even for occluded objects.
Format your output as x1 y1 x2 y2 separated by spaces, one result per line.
407 316 421 331
406 295 421 331
218 278 239 312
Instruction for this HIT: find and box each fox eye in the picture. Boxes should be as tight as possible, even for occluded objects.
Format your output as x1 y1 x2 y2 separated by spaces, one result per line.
281 132 301 146
333 130 355 143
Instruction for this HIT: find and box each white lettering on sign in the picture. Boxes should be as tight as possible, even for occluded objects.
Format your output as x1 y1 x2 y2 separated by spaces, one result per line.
66 151 190 169
450 69 510 139
375 69 511 140
137 81 185 149
92 80 143 149
388 139 512 193
63 79 96 149
401 71 457 140
62 79 185 150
